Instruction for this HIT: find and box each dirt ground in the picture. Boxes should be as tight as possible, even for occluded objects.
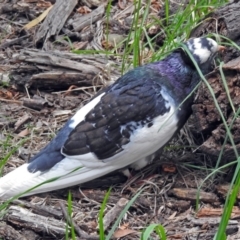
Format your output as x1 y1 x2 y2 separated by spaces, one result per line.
1 0 240 239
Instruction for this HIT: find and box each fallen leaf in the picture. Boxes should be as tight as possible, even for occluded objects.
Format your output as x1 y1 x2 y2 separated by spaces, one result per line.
64 85 78 96
37 0 52 8
150 0 162 11
118 0 127 10
0 89 13 99
23 5 53 30
14 113 31 131
52 110 72 117
168 211 177 220
18 128 29 137
197 206 240 219
113 228 137 238
119 223 129 230
162 164 177 173
76 6 92 14
72 41 88 50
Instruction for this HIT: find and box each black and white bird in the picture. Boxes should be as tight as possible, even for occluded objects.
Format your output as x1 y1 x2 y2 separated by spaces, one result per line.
0 37 224 200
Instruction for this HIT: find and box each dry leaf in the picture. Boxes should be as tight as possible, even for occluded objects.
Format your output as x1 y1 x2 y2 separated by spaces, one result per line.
119 223 129 230
23 5 53 30
18 128 29 137
150 0 162 11
72 41 88 50
87 220 98 229
118 0 127 10
168 211 177 220
162 164 177 173
37 0 52 8
77 6 92 14
113 228 137 238
101 40 113 49
52 110 72 117
15 114 31 131
0 89 13 99
197 206 240 219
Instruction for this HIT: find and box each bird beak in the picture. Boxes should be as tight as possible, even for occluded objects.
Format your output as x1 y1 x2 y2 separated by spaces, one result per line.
218 45 226 52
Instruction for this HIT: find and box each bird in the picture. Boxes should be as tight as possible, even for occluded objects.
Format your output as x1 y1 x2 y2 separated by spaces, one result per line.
0 37 224 200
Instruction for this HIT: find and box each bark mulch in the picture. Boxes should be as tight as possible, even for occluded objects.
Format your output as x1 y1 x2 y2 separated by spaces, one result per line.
0 0 240 239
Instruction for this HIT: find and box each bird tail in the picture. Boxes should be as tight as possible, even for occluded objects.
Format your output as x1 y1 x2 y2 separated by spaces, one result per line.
0 158 118 200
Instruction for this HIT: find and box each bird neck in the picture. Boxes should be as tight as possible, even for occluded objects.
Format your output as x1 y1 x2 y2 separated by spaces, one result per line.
148 51 208 102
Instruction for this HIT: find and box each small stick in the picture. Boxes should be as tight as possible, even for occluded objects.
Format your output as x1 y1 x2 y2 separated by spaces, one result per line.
103 198 129 230
0 16 24 26
59 202 98 240
0 35 29 49
13 199 63 219
23 97 47 111
0 98 22 104
14 113 31 132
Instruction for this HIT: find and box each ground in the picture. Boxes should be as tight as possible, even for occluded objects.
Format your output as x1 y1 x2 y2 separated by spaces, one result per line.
0 0 240 239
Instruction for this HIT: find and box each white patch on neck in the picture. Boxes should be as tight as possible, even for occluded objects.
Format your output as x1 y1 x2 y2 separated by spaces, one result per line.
187 38 218 64
193 45 211 64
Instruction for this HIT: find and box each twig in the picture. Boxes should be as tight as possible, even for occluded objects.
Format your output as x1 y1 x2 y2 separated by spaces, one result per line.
14 113 31 132
0 16 24 27
59 202 99 240
23 97 47 111
25 85 31 99
103 198 129 230
0 35 30 49
13 199 63 219
0 98 22 104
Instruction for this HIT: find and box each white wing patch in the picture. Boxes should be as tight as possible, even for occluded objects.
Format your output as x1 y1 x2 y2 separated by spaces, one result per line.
64 90 178 170
69 93 105 128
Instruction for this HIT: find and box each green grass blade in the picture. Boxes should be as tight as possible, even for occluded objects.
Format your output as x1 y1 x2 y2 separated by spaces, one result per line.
67 191 76 240
215 157 240 239
0 137 28 176
165 0 169 25
213 108 240 173
219 62 235 114
106 189 143 240
141 223 167 240
99 188 112 240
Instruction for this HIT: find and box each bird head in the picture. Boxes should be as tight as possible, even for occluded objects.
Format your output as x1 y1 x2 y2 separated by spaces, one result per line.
185 37 225 65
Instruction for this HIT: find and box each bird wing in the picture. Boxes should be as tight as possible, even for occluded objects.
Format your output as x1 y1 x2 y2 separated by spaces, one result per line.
63 68 171 159
26 67 177 174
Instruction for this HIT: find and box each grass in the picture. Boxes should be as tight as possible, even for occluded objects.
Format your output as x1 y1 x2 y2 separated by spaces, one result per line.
66 191 76 240
0 135 28 176
141 224 167 240
0 0 239 239
99 188 111 240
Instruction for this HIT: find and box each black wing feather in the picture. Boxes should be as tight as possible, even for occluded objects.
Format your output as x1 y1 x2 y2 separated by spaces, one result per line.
62 67 171 160
27 51 197 173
